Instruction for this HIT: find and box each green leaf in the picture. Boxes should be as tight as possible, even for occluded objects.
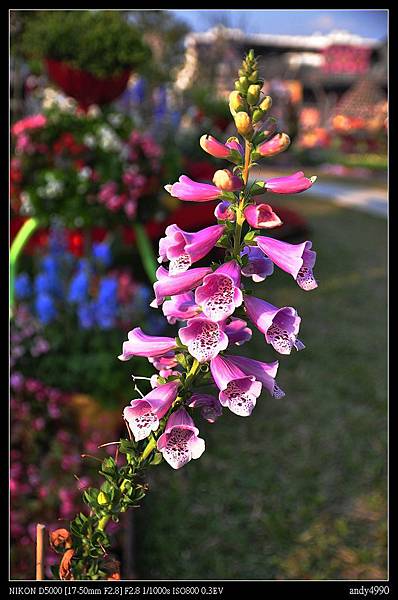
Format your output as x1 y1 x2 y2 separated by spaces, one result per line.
244 230 257 242
219 191 238 202
250 181 267 196
150 452 163 465
175 353 188 368
119 439 137 455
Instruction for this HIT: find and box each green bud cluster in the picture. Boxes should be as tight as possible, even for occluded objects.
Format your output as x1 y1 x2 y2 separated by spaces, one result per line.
230 50 273 141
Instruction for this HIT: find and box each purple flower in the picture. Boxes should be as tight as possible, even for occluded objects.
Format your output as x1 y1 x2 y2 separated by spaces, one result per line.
195 260 243 322
226 355 285 399
166 175 223 202
210 355 262 416
157 408 205 469
31 337 50 356
244 203 282 229
10 372 24 391
158 224 224 275
224 317 252 346
118 327 177 360
225 137 244 155
148 352 179 371
241 246 274 282
244 295 304 355
256 236 318 291
123 381 180 442
178 316 229 363
151 266 212 307
162 292 201 324
214 201 236 221
188 393 223 423
264 171 316 194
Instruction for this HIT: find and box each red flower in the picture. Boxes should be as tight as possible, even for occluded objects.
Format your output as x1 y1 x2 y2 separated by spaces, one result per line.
68 232 84 257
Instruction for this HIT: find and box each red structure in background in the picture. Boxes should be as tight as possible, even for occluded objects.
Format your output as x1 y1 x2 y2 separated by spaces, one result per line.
322 45 371 75
45 60 131 111
11 202 309 259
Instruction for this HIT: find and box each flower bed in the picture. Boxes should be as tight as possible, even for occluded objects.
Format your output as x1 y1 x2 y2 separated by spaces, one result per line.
11 103 166 227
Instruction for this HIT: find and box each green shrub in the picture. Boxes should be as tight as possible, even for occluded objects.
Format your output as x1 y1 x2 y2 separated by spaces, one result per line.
19 10 152 77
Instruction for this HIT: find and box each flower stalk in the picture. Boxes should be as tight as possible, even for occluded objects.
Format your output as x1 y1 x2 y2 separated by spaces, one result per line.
51 49 318 580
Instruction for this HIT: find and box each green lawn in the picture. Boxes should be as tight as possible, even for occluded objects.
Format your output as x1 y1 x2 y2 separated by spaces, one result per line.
135 195 387 580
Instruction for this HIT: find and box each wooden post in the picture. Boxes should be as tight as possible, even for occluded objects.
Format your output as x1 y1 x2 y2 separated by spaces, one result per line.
36 523 46 580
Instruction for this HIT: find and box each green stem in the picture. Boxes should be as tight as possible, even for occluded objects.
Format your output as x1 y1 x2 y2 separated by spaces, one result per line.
133 222 158 284
9 217 40 317
233 140 251 258
184 358 200 389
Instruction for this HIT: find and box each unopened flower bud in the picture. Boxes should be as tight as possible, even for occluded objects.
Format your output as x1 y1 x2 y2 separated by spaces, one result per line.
257 132 291 157
260 96 272 112
239 77 250 92
213 169 243 192
234 112 253 138
247 85 261 106
252 109 265 124
229 91 246 116
248 70 259 83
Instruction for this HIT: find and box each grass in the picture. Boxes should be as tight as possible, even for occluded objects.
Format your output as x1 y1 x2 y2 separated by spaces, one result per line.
134 194 387 580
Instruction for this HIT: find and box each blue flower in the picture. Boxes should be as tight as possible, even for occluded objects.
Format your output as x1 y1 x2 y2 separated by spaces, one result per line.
77 302 96 329
68 270 90 304
77 259 91 273
92 242 112 267
41 256 58 274
94 276 119 329
97 277 118 304
34 272 53 295
131 77 146 103
145 313 167 335
14 273 32 299
171 110 181 128
95 304 116 329
131 285 151 312
35 293 57 324
37 257 63 296
48 226 67 254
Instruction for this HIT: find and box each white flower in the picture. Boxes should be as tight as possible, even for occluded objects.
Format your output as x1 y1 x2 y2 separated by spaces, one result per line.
78 167 92 180
20 192 33 215
83 134 96 148
87 105 101 118
108 113 123 127
97 125 122 151
43 179 64 198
